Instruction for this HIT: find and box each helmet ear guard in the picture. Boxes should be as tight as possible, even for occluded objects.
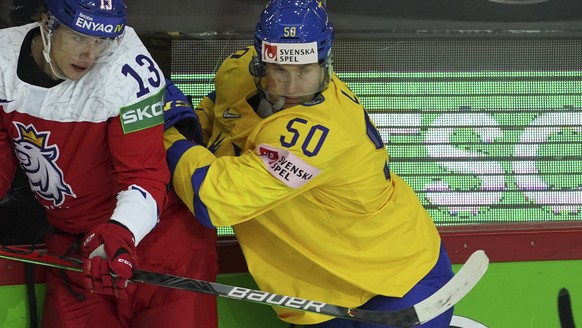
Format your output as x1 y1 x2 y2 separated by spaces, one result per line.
249 55 265 78
44 13 59 32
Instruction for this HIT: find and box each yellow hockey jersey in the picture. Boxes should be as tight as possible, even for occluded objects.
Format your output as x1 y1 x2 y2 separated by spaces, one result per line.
165 46 441 325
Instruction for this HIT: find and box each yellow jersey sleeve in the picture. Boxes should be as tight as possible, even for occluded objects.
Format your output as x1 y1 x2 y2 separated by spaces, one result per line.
195 93 216 146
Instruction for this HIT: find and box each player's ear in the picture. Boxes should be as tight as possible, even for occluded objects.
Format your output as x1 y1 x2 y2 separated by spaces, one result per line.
40 13 59 33
40 13 49 32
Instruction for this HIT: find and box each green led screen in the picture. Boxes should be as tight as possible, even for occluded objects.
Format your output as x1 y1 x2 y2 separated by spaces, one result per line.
171 38 582 235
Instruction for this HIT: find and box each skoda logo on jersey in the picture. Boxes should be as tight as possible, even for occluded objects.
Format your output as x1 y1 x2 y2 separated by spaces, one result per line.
262 41 319 65
120 89 165 134
12 122 75 207
74 12 125 38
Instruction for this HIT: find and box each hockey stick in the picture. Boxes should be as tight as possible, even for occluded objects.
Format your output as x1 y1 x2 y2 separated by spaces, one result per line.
558 288 576 328
0 245 488 327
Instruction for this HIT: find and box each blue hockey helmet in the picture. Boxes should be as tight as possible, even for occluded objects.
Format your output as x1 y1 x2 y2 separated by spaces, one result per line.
46 0 127 39
254 0 334 65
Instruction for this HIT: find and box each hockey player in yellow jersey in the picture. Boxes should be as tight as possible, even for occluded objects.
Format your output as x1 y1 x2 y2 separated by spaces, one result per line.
164 0 454 327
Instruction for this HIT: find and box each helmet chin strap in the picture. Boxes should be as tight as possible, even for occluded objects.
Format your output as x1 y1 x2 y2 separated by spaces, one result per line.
256 93 284 119
271 95 285 111
39 23 67 80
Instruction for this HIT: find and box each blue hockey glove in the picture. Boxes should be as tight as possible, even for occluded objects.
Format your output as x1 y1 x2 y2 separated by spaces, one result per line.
163 79 203 144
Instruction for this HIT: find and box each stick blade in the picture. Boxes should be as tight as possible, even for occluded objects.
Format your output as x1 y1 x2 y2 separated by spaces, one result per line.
415 250 489 324
0 245 83 271
558 288 576 328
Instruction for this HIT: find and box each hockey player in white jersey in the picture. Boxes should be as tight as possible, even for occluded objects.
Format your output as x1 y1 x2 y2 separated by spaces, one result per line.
0 1 218 327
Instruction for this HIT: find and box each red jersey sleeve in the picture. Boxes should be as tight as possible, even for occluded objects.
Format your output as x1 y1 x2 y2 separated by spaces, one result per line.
107 116 169 214
0 106 18 197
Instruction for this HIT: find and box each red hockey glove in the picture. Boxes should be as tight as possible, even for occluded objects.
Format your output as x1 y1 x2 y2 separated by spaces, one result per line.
81 221 138 298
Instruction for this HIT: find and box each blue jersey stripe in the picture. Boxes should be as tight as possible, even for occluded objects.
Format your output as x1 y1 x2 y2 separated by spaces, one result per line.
191 165 214 228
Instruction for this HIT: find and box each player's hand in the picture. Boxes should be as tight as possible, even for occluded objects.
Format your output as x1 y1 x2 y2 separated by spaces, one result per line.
163 79 203 143
81 221 137 298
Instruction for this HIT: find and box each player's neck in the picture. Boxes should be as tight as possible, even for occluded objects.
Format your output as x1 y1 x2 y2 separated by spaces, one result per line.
31 34 60 81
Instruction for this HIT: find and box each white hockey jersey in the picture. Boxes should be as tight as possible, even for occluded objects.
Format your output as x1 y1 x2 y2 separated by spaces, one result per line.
0 23 167 238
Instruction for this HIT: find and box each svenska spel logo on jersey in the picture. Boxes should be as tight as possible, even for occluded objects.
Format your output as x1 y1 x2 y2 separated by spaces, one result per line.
258 146 279 165
261 41 318 64
257 144 321 189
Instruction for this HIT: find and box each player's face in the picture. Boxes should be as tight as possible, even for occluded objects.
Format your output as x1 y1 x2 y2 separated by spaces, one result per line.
264 63 324 109
49 25 112 80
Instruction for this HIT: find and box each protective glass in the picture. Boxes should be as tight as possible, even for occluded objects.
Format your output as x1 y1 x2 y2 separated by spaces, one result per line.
50 23 121 63
262 62 326 99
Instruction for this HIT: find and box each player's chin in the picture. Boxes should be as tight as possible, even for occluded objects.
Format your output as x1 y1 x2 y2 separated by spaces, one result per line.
283 97 311 108
64 66 91 80
281 102 297 109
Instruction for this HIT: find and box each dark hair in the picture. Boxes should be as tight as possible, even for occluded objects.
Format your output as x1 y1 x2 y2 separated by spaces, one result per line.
9 0 45 25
